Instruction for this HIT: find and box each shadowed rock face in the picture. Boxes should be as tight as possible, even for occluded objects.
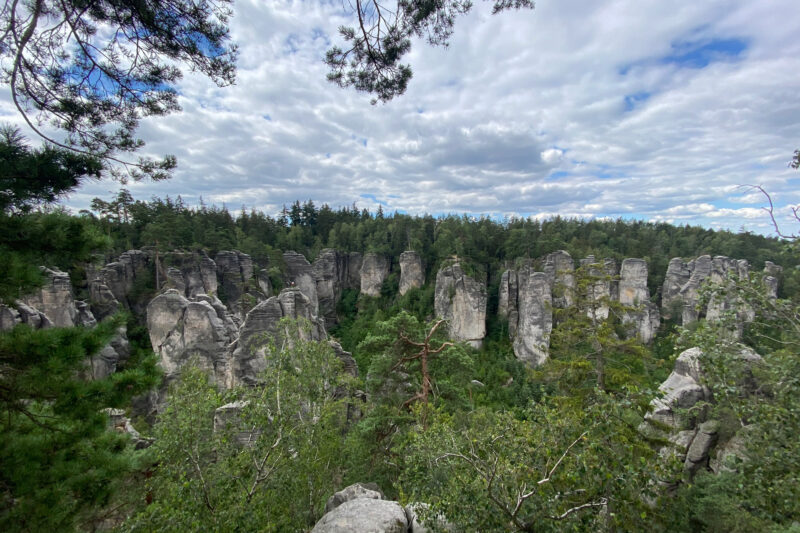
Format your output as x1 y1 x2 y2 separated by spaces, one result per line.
360 253 389 297
216 250 262 319
312 249 362 325
230 288 326 386
90 250 151 316
162 251 218 298
681 255 713 325
434 263 486 349
399 251 424 295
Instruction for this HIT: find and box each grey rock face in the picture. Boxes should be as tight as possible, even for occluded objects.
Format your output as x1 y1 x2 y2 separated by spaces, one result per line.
312 249 361 325
213 401 260 447
360 253 390 297
85 326 130 380
92 250 151 315
230 288 325 386
216 250 261 319
324 483 383 514
163 251 218 298
329 339 358 378
643 346 763 480
284 251 319 315
543 250 575 308
681 255 713 325
434 264 486 349
22 267 78 327
511 269 553 367
619 259 659 343
579 256 616 321
147 289 234 387
763 261 782 300
312 498 408 533
0 304 21 330
398 251 424 295
662 258 692 320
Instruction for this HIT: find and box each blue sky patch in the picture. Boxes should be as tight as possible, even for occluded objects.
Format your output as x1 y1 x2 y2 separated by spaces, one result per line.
360 193 388 206
624 92 651 112
620 36 747 74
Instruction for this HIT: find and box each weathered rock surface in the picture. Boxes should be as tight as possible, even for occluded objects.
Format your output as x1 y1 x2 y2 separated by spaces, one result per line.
579 256 616 321
312 249 361 325
662 258 692 320
90 250 151 316
312 498 408 533
22 267 78 327
163 251 219 298
643 345 763 480
398 251 424 295
543 250 575 308
86 326 130 380
216 250 262 318
360 253 390 297
213 401 259 447
104 408 152 449
284 251 319 315
0 304 21 330
147 289 235 387
619 259 659 343
504 268 552 367
230 288 325 386
435 264 486 349
324 483 383 514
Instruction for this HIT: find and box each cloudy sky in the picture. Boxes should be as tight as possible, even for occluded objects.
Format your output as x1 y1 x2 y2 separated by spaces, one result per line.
17 0 800 233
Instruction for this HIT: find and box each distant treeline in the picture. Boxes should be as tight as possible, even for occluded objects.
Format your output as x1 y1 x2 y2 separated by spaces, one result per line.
86 192 798 298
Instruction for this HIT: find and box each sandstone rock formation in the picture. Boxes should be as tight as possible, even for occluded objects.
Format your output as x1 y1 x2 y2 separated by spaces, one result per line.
147 289 236 387
360 252 390 297
543 250 575 308
162 251 218 298
22 267 79 327
312 249 362 325
216 250 262 319
230 288 325 386
312 498 408 533
398 251 424 295
435 263 486 349
579 256 617 321
284 251 319 315
89 250 151 316
501 267 553 366
643 345 762 479
618 258 659 343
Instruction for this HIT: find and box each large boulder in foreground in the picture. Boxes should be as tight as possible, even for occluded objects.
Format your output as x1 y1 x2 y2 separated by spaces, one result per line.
434 263 486 349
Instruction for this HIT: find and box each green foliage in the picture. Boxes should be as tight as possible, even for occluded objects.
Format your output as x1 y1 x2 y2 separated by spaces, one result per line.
402 395 659 532
0 316 160 532
124 319 353 532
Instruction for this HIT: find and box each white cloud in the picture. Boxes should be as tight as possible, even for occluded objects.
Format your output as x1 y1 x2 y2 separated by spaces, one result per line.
41 0 800 236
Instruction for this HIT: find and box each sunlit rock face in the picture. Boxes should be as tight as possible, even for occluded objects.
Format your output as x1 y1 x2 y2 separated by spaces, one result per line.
434 263 486 349
22 267 79 328
619 258 659 343
360 253 389 297
398 251 424 296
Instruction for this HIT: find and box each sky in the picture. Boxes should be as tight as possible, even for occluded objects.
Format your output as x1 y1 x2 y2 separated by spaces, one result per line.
7 0 800 234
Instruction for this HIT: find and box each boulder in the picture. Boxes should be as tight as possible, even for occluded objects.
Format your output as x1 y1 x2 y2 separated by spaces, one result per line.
398 251 424 295
360 253 390 297
312 498 408 533
434 263 486 349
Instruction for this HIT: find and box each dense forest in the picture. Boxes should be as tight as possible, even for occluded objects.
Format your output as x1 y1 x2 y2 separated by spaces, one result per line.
2 184 799 532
